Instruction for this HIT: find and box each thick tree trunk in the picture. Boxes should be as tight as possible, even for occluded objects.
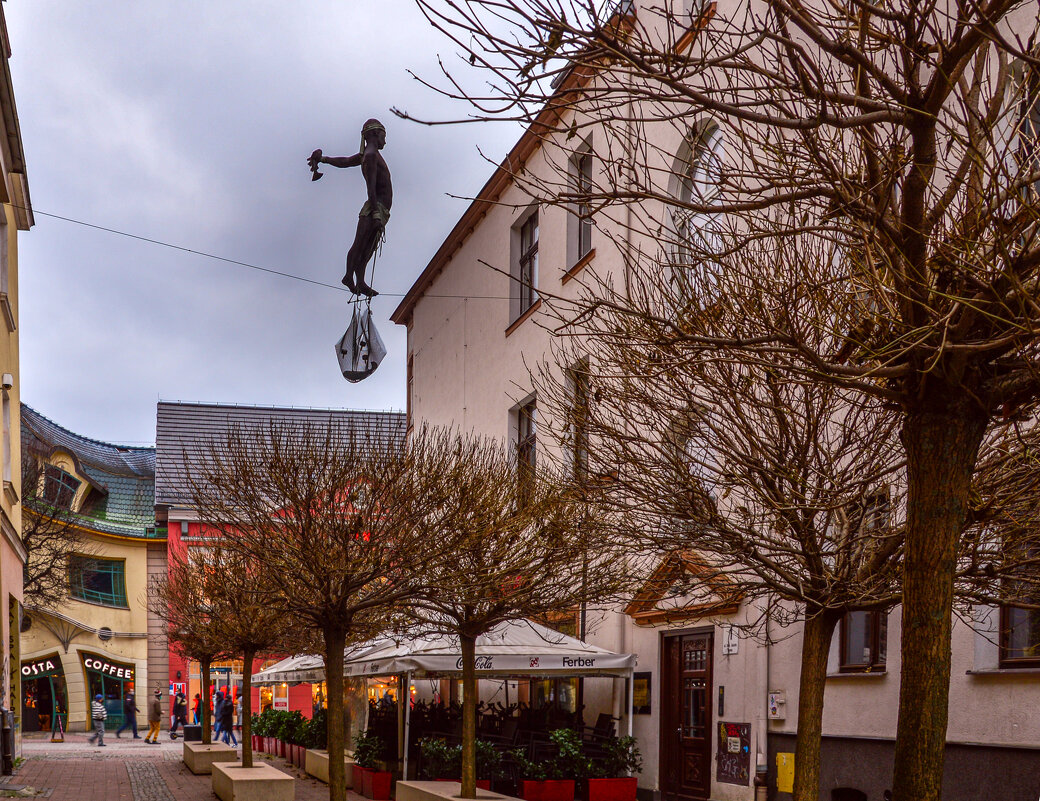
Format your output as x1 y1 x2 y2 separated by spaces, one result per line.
459 632 478 799
242 647 255 768
325 626 348 801
891 405 986 801
201 656 213 745
792 609 840 801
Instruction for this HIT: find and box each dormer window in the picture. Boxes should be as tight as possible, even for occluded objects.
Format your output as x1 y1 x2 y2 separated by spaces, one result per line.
43 465 80 509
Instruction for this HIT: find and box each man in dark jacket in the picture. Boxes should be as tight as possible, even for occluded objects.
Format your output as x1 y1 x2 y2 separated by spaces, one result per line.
219 692 237 747
213 690 224 740
145 689 163 744
170 692 188 739
115 691 140 739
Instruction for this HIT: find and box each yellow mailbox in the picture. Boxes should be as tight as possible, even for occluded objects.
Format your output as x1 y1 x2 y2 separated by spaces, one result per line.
776 752 795 794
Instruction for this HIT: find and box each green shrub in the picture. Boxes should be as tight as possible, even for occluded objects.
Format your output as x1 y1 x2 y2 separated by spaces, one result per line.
587 736 642 778
353 729 385 769
420 737 461 779
306 708 328 750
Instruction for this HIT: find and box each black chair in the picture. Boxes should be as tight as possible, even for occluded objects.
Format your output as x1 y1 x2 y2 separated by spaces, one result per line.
831 789 867 801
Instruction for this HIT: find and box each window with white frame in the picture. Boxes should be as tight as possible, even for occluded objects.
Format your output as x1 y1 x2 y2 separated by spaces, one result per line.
568 364 590 482
837 490 891 672
671 123 725 287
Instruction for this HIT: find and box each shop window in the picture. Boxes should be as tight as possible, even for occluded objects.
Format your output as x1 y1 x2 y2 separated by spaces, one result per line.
43 465 80 509
69 556 128 608
839 609 888 672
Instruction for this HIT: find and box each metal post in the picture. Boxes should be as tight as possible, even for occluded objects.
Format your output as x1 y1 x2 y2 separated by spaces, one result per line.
403 671 413 780
626 672 634 738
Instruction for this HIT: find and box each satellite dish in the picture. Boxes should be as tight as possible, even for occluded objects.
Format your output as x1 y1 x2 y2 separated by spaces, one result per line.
98 626 113 642
20 614 31 633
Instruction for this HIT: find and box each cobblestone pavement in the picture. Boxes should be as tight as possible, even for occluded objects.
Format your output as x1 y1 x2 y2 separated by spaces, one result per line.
11 734 355 801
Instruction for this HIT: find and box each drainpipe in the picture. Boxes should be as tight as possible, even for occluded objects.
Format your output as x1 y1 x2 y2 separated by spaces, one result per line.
755 601 771 799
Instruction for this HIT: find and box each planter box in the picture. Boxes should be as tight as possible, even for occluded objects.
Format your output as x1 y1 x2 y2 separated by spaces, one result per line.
588 778 638 801
362 768 393 800
251 735 262 752
294 745 306 767
522 780 576 801
397 781 515 801
305 749 355 787
435 778 492 790
212 762 294 801
183 742 238 775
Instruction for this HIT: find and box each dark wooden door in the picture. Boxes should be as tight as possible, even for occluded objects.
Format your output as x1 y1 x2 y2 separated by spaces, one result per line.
661 631 713 801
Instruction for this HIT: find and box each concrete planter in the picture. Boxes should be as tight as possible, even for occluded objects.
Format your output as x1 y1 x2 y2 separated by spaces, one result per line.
212 762 295 801
397 780 517 801
183 742 238 775
305 749 355 786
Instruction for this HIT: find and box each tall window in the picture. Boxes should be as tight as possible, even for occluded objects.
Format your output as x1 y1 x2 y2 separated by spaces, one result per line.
517 399 537 501
43 465 80 509
672 123 725 289
1 390 9 487
518 213 539 315
69 556 128 608
569 366 590 482
1001 606 1040 667
406 355 414 431
575 152 593 262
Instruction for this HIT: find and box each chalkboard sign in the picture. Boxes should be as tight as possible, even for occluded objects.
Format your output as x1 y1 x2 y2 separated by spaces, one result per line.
715 721 751 786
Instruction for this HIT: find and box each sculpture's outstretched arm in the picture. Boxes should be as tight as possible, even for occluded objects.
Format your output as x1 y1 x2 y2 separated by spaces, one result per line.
321 153 363 169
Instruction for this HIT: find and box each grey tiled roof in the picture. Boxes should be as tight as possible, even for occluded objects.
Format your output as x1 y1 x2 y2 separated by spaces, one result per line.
154 401 407 507
21 404 159 539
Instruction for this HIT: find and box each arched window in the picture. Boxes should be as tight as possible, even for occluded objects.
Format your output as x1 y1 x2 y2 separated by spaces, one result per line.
671 123 725 276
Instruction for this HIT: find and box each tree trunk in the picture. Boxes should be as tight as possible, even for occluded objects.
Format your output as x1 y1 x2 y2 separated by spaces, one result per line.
325 626 348 801
891 404 986 801
792 609 840 801
459 632 478 799
201 656 213 745
242 647 256 768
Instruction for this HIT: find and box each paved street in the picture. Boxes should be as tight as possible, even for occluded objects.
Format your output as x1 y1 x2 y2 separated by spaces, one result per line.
6 734 354 800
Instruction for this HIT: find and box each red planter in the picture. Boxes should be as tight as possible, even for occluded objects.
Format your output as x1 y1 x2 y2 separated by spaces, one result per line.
251 735 262 752
294 745 305 767
264 737 274 753
587 778 638 801
278 739 287 758
522 780 576 801
362 768 393 800
352 765 365 788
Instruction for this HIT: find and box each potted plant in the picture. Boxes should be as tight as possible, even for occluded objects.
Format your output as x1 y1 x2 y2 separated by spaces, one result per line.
250 712 264 752
475 739 502 791
421 737 462 780
586 737 642 801
354 730 391 800
515 729 586 801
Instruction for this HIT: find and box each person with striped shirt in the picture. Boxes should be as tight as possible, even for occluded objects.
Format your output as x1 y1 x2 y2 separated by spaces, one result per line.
87 693 107 747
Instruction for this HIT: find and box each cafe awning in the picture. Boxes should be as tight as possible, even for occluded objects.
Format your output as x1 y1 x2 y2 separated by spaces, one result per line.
252 620 636 684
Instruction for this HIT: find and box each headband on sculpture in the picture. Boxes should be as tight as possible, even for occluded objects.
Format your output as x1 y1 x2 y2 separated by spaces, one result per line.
360 119 386 152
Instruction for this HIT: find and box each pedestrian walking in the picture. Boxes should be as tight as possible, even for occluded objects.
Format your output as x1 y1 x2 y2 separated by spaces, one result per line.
86 693 107 747
192 693 201 725
170 691 188 739
115 691 140 739
213 690 224 740
145 689 163 744
219 691 237 747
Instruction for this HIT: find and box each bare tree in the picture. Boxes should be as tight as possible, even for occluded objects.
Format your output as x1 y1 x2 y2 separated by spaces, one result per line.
534 320 907 801
20 452 94 611
401 2 1040 797
404 430 632 799
184 421 452 801
204 546 296 768
150 550 227 745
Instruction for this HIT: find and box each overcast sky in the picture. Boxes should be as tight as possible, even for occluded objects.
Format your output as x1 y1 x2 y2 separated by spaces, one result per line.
6 1 518 445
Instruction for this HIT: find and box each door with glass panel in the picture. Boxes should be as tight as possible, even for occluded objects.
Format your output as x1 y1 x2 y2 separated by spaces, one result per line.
661 631 713 801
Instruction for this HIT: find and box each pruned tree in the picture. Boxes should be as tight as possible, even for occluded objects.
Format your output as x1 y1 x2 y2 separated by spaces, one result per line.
20 451 94 611
401 2 1040 797
149 549 227 745
204 545 296 768
404 430 632 799
184 421 454 801
534 316 907 801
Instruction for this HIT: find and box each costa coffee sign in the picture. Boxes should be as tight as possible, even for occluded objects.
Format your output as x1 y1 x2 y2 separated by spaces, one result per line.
83 656 135 681
21 657 60 677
